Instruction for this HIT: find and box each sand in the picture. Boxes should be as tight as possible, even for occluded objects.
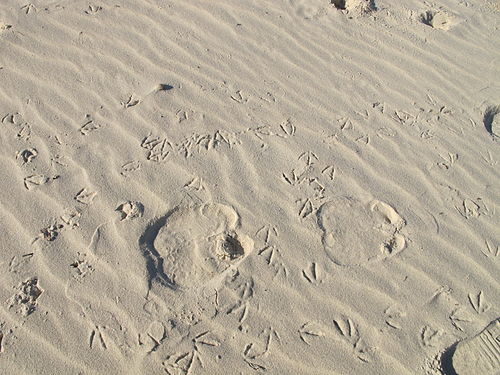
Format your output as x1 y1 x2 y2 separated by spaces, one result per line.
0 0 499 374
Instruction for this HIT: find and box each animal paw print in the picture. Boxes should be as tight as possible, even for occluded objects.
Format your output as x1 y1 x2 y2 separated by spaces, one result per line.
258 245 288 279
80 115 101 135
243 327 280 361
184 177 205 192
24 175 49 190
75 188 97 205
420 325 445 348
384 306 406 330
224 274 255 326
8 277 43 316
70 253 95 280
141 135 172 162
21 4 36 14
301 262 322 285
163 331 220 375
468 291 491 314
278 118 296 138
296 197 315 219
121 94 140 109
299 322 325 345
139 321 166 353
85 5 102 15
116 201 144 221
481 240 498 258
255 225 279 244
333 317 376 363
449 307 472 332
120 161 141 177
298 151 319 166
89 326 107 350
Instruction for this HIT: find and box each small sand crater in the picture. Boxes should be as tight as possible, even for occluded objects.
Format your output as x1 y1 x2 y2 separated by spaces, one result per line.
331 0 377 12
420 10 456 30
16 148 37 164
484 105 500 137
214 232 246 261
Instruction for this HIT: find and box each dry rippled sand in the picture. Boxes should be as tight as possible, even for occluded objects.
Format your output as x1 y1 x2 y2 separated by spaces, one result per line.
0 0 498 374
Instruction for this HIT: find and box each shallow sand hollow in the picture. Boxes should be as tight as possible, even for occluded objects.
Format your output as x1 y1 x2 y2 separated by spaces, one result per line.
152 203 253 290
0 0 498 374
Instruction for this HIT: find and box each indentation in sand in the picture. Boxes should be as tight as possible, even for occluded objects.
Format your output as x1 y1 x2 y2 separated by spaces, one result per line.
452 318 500 375
152 203 253 290
484 105 500 137
8 277 43 316
331 0 377 13
421 10 457 30
317 197 406 266
116 201 144 221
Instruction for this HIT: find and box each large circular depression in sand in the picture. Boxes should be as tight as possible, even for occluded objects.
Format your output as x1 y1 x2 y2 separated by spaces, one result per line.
317 197 406 266
153 203 253 290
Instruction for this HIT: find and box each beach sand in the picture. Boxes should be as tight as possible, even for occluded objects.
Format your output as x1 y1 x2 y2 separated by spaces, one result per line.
0 0 498 374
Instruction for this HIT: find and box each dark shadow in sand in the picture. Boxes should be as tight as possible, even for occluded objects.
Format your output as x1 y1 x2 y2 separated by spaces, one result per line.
331 0 377 11
441 342 458 375
483 105 498 136
138 209 179 292
158 84 174 91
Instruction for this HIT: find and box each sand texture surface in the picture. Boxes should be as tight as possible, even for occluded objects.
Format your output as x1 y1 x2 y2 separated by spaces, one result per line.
0 0 499 374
